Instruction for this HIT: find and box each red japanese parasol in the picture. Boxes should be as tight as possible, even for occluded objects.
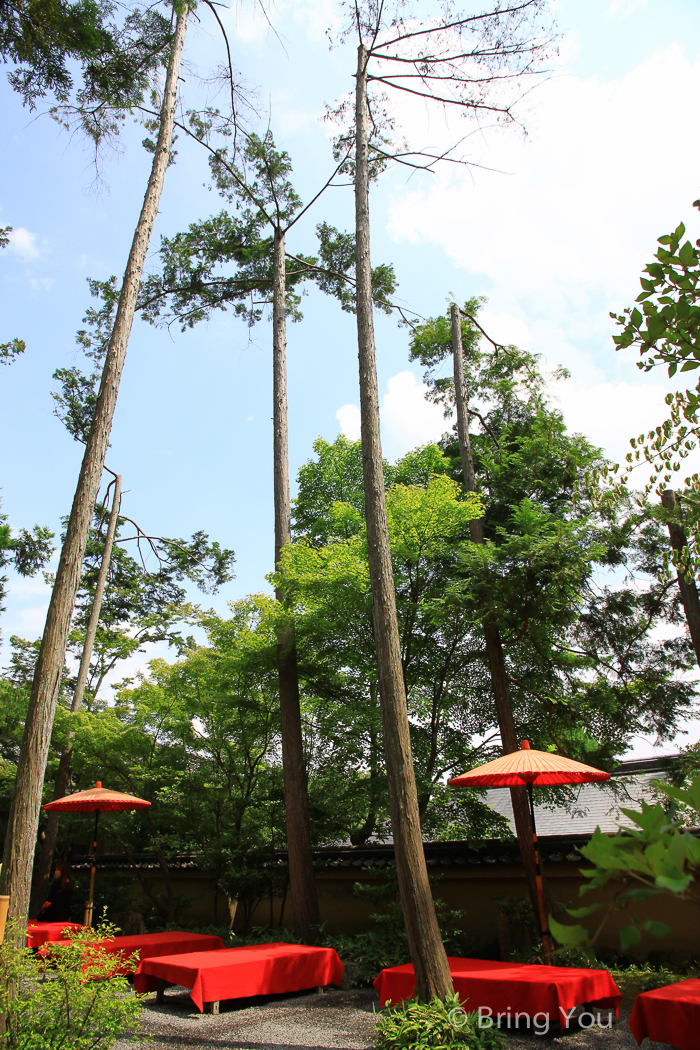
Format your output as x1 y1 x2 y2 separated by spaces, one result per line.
448 742 610 964
44 782 150 926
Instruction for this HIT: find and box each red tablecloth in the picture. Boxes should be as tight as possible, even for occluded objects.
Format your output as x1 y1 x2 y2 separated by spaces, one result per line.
134 943 344 1012
629 979 700 1050
374 958 621 1024
95 931 225 975
27 922 85 948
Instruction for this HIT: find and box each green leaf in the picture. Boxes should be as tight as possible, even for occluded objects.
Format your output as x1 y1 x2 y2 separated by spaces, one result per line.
566 903 603 919
679 240 696 266
619 887 661 902
620 924 642 950
549 916 589 947
641 920 673 938
655 874 693 894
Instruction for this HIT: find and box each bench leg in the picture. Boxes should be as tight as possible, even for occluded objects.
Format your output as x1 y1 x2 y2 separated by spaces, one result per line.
156 979 168 1004
316 986 325 994
205 1001 220 1015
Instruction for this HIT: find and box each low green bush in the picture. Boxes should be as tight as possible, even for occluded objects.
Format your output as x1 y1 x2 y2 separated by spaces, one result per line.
0 920 143 1050
609 964 689 1000
374 993 506 1050
325 867 465 987
326 928 409 987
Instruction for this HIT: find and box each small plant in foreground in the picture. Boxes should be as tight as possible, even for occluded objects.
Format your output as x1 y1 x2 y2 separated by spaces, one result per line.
374 993 506 1050
0 919 143 1050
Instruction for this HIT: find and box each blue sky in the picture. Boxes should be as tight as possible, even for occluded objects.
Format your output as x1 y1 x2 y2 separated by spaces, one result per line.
2 0 700 756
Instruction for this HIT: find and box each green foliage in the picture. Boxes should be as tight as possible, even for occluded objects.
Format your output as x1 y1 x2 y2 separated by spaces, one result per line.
0 919 142 1050
590 202 700 577
136 128 397 333
411 301 696 766
54 596 285 921
218 847 289 934
374 994 505 1050
1 0 113 106
58 500 235 707
1 0 172 147
279 442 509 839
325 868 466 987
278 325 697 843
0 496 54 637
0 337 25 364
314 221 396 314
550 775 700 951
0 226 26 364
52 275 120 443
409 297 486 414
609 964 688 1000
612 211 700 380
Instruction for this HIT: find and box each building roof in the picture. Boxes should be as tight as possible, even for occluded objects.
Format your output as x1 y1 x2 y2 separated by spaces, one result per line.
485 754 673 836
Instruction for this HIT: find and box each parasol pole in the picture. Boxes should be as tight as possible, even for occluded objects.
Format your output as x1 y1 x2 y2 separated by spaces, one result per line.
526 780 553 965
84 789 101 927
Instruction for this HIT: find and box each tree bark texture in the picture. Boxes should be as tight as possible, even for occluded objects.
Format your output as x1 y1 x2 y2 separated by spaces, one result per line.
450 304 547 929
272 226 321 941
72 473 123 711
0 7 188 923
662 489 700 667
355 45 453 1002
29 476 122 918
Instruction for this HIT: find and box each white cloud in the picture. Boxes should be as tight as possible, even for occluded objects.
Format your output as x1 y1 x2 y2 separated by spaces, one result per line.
380 371 451 459
607 0 648 18
336 371 450 461
221 0 339 46
5 227 40 261
386 46 700 372
336 402 361 440
29 277 54 293
4 575 53 599
338 365 700 485
554 376 690 467
9 603 49 639
95 639 172 697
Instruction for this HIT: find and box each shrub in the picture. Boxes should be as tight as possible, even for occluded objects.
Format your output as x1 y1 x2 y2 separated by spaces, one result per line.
374 993 506 1050
0 920 143 1050
609 964 688 1000
326 928 409 987
325 868 465 987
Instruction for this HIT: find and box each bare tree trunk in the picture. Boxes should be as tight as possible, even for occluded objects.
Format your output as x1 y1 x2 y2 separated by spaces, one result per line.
71 473 123 711
272 226 321 942
354 44 452 1002
662 489 700 667
450 303 549 940
29 476 122 918
0 7 188 924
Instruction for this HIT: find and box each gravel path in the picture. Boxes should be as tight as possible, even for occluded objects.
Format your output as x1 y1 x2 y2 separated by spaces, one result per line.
117 986 379 1050
117 987 677 1050
502 1007 673 1050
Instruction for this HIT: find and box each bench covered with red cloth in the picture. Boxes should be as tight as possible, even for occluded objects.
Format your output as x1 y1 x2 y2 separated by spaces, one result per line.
134 942 344 1013
374 958 621 1024
629 978 700 1050
95 931 225 975
27 922 84 948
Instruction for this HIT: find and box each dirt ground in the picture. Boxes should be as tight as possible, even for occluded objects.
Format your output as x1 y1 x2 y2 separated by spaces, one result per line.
116 986 678 1050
